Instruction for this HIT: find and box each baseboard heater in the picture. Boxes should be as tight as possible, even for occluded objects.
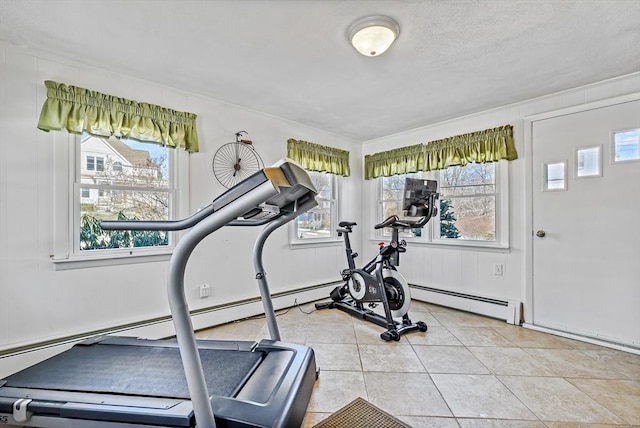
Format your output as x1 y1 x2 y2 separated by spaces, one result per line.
409 284 522 325
0 282 338 378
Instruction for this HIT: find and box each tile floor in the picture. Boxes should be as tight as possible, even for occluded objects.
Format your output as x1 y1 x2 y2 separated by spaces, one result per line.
196 300 640 427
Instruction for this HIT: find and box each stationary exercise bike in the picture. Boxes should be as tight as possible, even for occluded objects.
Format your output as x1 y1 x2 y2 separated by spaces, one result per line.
316 178 439 341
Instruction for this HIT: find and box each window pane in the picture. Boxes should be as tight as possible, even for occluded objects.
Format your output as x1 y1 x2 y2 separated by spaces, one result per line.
82 138 169 189
440 196 496 241
437 163 496 241
294 171 335 240
439 163 495 197
296 201 332 239
382 175 406 201
382 200 403 220
576 146 601 177
79 136 172 252
310 173 333 199
544 161 566 190
613 129 639 162
80 189 169 250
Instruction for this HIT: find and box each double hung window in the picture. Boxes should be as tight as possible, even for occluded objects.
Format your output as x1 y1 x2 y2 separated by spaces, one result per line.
292 171 338 243
70 135 176 257
377 161 508 248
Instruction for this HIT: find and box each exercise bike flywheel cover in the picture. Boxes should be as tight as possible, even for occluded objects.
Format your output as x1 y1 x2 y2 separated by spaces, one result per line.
348 272 367 300
383 269 411 318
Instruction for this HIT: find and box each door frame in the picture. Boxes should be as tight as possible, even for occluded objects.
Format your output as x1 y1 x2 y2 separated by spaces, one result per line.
522 92 640 338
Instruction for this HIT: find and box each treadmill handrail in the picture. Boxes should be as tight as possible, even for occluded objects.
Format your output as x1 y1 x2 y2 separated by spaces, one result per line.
253 196 318 341
168 180 281 428
100 203 216 231
96 160 318 428
165 161 317 428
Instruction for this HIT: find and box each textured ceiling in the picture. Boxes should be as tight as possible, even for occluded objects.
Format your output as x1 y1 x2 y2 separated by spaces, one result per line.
1 0 639 141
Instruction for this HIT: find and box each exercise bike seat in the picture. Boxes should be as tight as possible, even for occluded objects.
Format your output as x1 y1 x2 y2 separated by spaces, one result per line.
339 221 357 227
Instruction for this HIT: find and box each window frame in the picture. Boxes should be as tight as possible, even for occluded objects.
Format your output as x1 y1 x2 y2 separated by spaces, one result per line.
374 160 509 250
289 171 341 248
51 133 189 269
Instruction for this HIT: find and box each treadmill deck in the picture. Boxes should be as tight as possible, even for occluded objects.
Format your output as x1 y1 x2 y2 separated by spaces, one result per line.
3 337 263 400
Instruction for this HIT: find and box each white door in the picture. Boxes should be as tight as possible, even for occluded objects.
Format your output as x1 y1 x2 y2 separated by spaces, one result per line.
531 98 640 348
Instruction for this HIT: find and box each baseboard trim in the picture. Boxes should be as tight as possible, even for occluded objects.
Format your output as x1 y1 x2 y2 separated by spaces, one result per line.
523 323 640 355
0 282 338 378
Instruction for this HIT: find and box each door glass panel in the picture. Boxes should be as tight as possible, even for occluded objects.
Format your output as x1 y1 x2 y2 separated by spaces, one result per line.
575 146 601 178
612 128 639 162
543 161 566 191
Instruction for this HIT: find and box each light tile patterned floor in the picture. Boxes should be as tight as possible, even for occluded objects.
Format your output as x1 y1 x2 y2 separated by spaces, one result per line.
196 300 640 427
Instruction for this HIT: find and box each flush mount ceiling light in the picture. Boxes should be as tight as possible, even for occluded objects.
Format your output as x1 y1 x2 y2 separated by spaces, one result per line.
348 15 400 57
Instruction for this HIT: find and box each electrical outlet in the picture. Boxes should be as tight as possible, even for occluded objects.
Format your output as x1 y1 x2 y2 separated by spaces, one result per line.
493 264 504 276
199 284 211 298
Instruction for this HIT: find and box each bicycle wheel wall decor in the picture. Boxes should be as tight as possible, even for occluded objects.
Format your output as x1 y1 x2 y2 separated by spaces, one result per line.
212 131 264 189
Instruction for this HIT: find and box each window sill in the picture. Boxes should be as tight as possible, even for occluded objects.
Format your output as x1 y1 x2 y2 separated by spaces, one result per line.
289 239 342 250
368 238 510 252
51 250 173 270
423 239 510 252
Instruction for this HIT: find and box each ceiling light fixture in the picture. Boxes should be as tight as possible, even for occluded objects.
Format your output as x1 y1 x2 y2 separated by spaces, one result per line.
348 15 400 57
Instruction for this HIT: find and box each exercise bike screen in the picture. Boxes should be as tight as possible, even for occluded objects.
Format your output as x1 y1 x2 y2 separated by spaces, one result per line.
403 178 438 217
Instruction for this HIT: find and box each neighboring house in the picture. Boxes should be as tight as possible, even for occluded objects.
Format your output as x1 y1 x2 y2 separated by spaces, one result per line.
80 135 161 210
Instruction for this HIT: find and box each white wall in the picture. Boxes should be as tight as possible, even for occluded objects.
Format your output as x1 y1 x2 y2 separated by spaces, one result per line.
2 38 639 376
0 41 361 375
360 72 640 314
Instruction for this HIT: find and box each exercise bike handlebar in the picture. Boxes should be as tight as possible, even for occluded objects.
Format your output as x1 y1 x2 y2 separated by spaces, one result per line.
374 215 411 230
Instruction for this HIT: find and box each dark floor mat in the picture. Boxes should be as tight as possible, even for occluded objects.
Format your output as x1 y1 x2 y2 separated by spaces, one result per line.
313 397 411 428
4 343 263 399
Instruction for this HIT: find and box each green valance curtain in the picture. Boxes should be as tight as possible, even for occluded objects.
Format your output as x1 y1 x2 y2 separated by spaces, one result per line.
287 138 350 176
37 80 199 152
364 125 516 179
364 144 425 179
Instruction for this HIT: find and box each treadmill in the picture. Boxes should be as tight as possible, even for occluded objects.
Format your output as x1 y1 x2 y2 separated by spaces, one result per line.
0 159 319 428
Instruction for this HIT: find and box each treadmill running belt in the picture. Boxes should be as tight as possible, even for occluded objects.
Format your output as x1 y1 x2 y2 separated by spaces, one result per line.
4 343 264 399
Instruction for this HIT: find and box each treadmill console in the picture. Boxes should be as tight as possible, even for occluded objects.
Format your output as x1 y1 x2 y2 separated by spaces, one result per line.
213 159 318 224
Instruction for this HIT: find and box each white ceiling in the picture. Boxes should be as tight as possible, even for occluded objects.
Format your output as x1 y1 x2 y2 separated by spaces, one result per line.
1 0 639 141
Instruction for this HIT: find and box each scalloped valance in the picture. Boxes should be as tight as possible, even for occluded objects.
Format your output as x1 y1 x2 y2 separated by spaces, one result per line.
37 80 199 152
287 138 350 176
364 125 516 179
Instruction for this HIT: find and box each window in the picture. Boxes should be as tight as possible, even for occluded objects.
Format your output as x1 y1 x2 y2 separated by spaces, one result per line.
292 171 338 243
85 155 104 172
376 161 508 248
543 161 567 191
575 146 601 178
75 135 174 253
612 128 639 163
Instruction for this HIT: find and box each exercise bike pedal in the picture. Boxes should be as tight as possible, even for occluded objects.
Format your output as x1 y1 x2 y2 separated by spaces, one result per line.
329 285 348 302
